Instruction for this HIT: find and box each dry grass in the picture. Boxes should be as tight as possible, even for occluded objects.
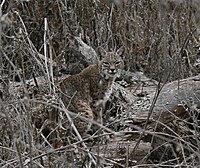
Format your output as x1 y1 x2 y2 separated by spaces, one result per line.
1 0 200 167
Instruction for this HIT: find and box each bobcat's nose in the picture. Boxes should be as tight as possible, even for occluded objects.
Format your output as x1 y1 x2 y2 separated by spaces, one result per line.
109 68 116 74
109 64 116 73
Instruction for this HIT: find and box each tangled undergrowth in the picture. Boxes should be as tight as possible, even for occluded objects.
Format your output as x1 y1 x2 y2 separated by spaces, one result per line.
1 0 200 167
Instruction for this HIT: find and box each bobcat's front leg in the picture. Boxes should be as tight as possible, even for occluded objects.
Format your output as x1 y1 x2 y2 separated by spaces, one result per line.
90 101 105 133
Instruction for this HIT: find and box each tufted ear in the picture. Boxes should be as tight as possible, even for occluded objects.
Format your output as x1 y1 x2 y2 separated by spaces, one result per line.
98 47 107 58
116 46 125 58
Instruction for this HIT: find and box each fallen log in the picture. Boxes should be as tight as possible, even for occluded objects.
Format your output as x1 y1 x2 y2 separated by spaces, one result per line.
147 75 200 164
152 75 200 121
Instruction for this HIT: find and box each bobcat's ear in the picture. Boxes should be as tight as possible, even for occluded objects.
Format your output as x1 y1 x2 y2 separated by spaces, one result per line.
98 47 107 58
116 46 125 58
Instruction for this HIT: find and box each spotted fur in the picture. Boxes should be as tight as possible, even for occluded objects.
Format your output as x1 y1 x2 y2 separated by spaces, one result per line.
60 47 124 135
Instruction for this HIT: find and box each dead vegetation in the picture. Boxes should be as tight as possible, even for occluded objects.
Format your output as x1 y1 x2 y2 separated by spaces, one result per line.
1 0 200 167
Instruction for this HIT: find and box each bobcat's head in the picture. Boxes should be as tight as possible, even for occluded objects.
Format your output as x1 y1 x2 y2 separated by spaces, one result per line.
99 47 124 80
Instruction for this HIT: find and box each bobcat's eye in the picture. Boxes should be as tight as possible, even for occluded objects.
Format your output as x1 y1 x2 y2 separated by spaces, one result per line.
115 61 121 65
103 62 109 66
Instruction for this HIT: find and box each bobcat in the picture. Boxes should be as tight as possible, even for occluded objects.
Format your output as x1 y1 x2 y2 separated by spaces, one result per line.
60 47 124 135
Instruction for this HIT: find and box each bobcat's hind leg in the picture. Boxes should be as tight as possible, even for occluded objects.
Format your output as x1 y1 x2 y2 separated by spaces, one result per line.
73 100 94 135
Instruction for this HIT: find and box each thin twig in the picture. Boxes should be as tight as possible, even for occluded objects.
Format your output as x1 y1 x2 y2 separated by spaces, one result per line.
59 100 97 166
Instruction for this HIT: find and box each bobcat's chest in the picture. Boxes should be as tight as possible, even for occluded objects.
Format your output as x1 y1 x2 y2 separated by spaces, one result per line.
92 80 113 107
104 87 112 102
93 88 112 107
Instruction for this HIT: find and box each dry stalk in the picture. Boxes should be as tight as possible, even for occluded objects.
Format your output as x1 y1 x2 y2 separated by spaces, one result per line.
59 100 97 167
